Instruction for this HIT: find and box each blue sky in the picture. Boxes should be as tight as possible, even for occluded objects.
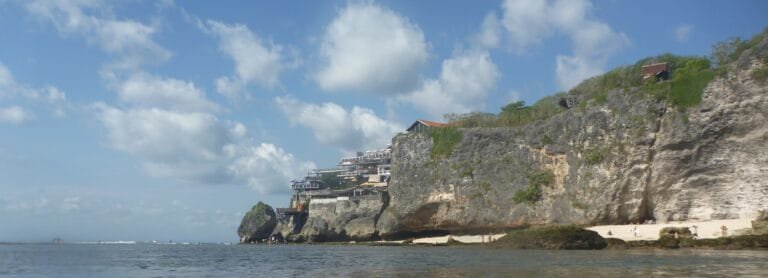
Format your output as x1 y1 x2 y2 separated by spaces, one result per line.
0 0 765 243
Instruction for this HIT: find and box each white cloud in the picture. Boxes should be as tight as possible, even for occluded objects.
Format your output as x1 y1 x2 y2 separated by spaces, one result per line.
477 12 501 49
96 104 313 193
95 72 310 193
117 73 218 112
0 61 67 120
402 51 499 118
61 197 81 212
0 106 34 124
0 63 13 91
675 24 693 43
275 96 402 153
4 197 50 213
24 0 171 70
496 0 629 89
500 0 552 53
202 20 287 99
227 143 314 192
315 3 428 94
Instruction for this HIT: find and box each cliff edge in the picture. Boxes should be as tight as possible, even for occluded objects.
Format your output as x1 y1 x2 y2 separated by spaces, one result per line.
376 31 768 239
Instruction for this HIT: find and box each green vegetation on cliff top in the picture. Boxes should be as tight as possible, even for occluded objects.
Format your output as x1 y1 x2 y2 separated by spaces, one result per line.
244 202 273 226
443 28 767 128
429 126 463 159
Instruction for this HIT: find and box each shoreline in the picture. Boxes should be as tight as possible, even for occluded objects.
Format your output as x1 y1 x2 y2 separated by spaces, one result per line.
585 218 753 241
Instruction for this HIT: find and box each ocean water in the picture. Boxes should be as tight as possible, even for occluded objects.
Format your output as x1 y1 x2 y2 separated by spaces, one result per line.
1 243 767 277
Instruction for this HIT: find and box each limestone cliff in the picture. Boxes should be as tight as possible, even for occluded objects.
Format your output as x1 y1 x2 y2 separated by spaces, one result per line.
245 30 768 242
269 195 386 242
375 34 768 239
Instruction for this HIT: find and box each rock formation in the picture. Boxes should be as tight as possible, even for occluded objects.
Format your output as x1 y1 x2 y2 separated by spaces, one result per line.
241 30 768 243
285 196 385 242
375 32 768 239
238 202 277 243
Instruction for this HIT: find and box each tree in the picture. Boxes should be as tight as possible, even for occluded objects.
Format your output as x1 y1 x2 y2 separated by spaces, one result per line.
710 37 745 68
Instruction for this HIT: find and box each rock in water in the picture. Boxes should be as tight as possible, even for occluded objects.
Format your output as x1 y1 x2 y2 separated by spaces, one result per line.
238 202 277 243
493 225 607 250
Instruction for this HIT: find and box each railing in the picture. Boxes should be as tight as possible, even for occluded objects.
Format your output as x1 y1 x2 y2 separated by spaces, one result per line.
349 194 380 201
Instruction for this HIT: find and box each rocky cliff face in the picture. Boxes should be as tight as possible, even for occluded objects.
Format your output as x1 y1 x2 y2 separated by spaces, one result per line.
243 34 768 242
280 196 385 242
238 202 278 243
375 37 768 239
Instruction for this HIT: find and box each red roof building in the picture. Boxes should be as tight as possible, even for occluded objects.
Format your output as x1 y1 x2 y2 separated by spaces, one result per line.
406 119 451 133
642 62 669 82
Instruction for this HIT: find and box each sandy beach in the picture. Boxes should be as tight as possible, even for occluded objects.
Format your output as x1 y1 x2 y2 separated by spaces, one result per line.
586 219 753 241
379 233 507 244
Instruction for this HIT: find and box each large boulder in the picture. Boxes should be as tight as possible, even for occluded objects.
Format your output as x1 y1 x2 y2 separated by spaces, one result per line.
238 202 277 243
493 225 607 249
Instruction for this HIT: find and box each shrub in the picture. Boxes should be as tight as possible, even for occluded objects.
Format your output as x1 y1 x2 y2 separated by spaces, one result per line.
583 148 604 165
540 134 554 145
513 184 541 204
461 167 474 178
711 32 765 68
752 64 768 82
429 127 463 159
513 170 554 204
444 112 499 128
668 58 714 107
594 91 608 104
479 181 490 193
498 97 566 128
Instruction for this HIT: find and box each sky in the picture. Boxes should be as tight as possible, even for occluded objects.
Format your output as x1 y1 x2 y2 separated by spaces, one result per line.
0 0 766 243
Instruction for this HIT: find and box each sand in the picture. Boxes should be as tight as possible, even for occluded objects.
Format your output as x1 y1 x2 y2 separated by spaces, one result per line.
410 233 507 244
377 219 753 245
586 218 753 241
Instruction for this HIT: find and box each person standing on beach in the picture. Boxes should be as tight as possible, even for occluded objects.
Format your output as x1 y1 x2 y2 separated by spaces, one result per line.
691 225 698 239
632 226 639 238
721 225 728 237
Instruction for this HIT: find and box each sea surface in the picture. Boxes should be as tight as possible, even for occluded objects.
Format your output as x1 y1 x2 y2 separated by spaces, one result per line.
1 243 767 277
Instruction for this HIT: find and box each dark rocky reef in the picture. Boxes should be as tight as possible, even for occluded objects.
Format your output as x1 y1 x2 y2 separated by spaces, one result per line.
492 225 607 250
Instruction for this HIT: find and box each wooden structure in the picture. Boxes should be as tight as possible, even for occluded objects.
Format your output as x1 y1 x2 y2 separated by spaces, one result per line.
642 62 669 82
558 96 578 109
406 119 451 133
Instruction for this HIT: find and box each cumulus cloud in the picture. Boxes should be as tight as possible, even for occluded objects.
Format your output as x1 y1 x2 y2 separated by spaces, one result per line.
23 0 171 70
495 0 629 89
275 96 402 153
315 3 428 94
96 72 311 193
0 61 67 121
500 0 552 52
675 24 693 43
477 12 502 49
402 51 499 118
19 1 309 193
0 106 34 124
117 73 218 112
96 103 313 193
201 20 288 99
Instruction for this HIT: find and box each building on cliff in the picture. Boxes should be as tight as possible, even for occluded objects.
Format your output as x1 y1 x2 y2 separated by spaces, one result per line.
406 119 451 133
642 62 669 82
277 146 392 223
